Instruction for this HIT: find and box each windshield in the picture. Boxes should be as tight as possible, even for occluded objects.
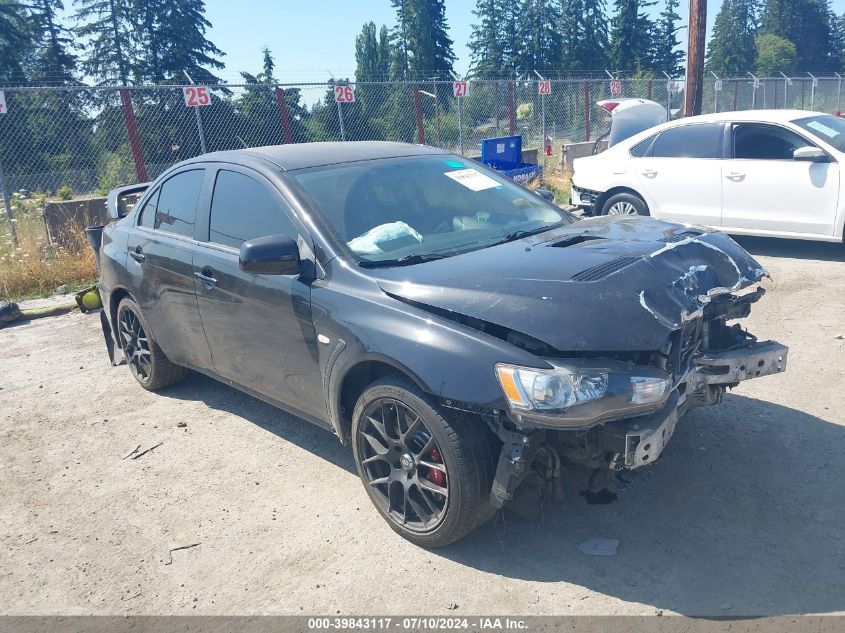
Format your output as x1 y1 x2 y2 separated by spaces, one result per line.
793 114 845 152
292 155 570 265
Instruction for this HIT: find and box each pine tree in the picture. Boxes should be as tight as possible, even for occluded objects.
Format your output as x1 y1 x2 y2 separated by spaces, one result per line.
651 0 684 76
500 0 521 74
390 0 412 79
132 0 224 84
705 0 758 75
25 0 77 83
73 0 133 84
608 0 657 73
0 0 31 83
560 0 609 72
409 0 455 78
516 0 561 74
760 0 838 72
468 0 504 78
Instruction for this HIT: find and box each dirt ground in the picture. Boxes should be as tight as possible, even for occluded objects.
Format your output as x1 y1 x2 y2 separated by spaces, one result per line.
1 236 844 617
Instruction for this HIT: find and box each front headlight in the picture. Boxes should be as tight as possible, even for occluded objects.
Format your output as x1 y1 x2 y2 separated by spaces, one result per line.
496 363 608 412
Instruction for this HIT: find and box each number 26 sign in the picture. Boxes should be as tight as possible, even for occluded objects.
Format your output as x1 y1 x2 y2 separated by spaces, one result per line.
183 85 211 107
334 85 355 103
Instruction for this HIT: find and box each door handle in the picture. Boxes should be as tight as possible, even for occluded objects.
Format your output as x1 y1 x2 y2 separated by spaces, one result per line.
194 267 217 288
129 246 145 262
641 169 658 178
725 172 746 181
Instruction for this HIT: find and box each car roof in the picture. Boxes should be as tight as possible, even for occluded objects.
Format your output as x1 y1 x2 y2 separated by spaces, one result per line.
186 141 449 172
679 109 823 124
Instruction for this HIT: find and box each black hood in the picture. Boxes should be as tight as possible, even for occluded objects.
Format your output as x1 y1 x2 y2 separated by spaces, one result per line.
371 216 767 352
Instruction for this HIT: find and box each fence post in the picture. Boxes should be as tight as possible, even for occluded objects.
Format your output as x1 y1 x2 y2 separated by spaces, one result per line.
733 80 738 111
584 80 591 142
507 81 516 135
119 88 148 182
275 87 293 144
648 79 653 101
413 86 425 144
0 155 17 245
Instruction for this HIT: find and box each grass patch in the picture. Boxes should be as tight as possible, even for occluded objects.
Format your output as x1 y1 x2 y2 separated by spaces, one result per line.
0 193 98 301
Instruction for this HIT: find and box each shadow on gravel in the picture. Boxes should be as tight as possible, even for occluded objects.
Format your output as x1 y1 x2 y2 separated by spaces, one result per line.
163 372 355 475
733 236 845 262
439 394 845 617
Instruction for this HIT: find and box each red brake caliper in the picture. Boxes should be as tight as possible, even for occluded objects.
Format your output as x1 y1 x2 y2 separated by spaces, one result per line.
427 446 446 487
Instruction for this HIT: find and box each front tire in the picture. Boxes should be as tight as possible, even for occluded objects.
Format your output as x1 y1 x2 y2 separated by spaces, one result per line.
600 191 649 216
351 375 498 548
116 297 187 391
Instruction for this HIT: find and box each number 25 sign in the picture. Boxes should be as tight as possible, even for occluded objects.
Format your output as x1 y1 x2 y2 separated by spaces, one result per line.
334 85 355 103
183 85 211 107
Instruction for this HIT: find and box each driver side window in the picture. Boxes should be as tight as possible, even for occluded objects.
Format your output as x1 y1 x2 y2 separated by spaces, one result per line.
733 124 813 160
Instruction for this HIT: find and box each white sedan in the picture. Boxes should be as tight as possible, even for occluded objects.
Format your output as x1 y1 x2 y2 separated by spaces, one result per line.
571 109 845 242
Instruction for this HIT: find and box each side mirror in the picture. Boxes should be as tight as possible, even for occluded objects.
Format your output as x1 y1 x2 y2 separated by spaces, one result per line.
793 146 828 163
239 234 300 275
535 188 555 202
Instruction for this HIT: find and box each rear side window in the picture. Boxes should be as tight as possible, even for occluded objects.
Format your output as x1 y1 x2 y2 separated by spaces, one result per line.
630 134 656 157
651 124 722 159
145 169 205 238
208 170 298 249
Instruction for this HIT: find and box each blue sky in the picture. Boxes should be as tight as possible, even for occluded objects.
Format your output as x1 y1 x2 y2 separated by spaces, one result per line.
203 0 845 83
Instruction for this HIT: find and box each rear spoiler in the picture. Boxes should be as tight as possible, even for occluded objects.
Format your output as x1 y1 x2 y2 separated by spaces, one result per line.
106 182 150 220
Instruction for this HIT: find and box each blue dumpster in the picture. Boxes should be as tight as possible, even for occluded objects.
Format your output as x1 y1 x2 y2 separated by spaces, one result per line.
479 135 542 184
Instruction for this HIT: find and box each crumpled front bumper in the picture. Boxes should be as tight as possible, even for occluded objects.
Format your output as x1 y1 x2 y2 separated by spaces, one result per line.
619 340 788 469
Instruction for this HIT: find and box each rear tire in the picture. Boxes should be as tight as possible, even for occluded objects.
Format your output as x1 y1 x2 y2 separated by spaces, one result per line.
116 297 187 391
351 374 499 548
600 192 649 217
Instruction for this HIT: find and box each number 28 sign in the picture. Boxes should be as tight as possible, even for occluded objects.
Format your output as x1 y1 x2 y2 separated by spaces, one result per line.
334 85 355 103
183 85 211 107
538 80 551 95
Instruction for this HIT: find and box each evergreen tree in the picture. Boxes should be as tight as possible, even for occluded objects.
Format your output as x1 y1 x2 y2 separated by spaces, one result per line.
705 0 758 75
760 0 838 72
608 0 656 72
132 0 224 84
26 0 77 83
516 0 561 74
468 0 504 78
651 0 684 76
73 0 133 84
560 0 609 72
390 0 412 79
500 0 521 74
389 0 455 80
0 0 31 83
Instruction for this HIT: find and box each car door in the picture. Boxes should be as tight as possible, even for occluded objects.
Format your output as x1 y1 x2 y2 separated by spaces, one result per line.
721 122 840 236
632 122 724 226
192 166 323 420
126 168 214 370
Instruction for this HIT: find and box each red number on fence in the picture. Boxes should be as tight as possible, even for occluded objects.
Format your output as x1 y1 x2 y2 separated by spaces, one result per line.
610 80 622 95
183 86 211 107
538 80 551 95
453 81 468 98
334 85 355 103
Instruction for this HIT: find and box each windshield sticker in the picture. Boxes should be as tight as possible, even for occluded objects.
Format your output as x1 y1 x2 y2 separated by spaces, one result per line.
806 120 840 138
444 160 464 168
444 168 500 191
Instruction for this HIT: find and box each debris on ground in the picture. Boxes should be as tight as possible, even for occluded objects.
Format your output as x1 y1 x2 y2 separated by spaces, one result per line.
129 442 163 460
122 445 141 460
446 601 458 610
176 421 187 428
163 543 201 565
575 537 620 557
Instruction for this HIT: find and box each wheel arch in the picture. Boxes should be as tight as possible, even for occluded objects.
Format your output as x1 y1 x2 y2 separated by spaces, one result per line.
108 286 135 350
595 186 649 215
332 356 431 444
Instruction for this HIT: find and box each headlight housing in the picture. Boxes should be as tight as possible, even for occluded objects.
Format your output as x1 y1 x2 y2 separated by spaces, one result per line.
495 362 671 416
496 364 608 412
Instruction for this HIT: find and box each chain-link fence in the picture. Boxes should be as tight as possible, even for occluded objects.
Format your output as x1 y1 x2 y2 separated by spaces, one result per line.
2 75 845 201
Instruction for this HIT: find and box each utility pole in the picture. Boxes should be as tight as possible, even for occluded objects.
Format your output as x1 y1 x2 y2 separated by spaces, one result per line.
684 0 707 116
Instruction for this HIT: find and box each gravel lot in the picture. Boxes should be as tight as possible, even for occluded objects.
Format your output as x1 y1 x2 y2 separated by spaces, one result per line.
1 236 844 617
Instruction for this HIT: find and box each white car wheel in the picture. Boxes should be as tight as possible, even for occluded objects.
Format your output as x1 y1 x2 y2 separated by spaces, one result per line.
608 201 638 215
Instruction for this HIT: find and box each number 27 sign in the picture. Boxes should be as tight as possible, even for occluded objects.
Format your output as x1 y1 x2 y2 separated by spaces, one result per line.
183 85 211 107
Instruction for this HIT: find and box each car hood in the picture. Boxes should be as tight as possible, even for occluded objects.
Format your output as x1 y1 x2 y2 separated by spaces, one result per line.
371 216 768 352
